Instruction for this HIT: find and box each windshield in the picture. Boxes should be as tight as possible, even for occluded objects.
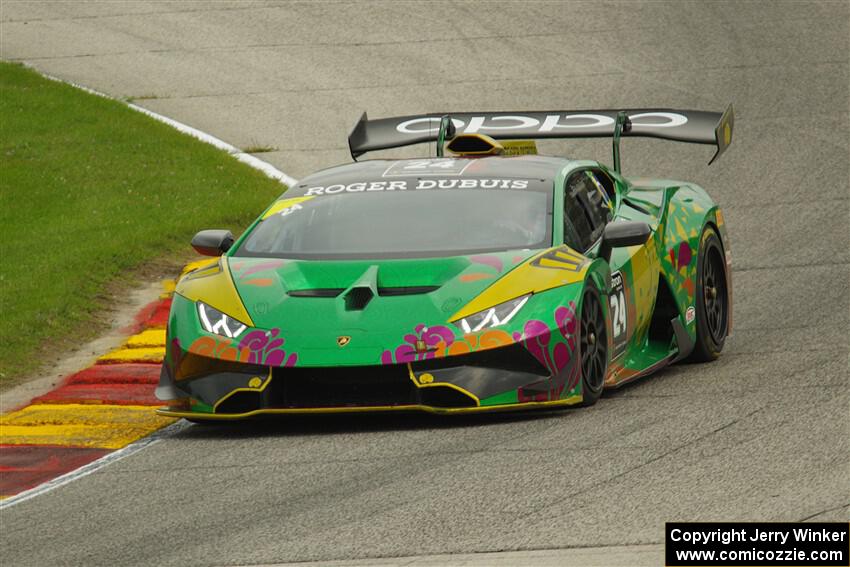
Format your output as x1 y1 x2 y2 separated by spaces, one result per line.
234 185 552 260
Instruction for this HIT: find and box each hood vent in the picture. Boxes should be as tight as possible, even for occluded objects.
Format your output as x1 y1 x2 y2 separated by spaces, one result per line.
344 286 374 311
287 266 438 308
288 285 440 299
288 288 344 298
378 286 439 296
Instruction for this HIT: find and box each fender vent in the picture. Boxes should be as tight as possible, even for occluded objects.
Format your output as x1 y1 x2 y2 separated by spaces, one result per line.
344 287 374 311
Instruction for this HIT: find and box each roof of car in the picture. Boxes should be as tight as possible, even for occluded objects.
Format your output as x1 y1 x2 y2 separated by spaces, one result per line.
286 155 572 197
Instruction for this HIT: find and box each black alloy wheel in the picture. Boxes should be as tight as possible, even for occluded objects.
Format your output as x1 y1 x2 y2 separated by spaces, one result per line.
580 286 608 406
689 226 729 362
703 246 728 345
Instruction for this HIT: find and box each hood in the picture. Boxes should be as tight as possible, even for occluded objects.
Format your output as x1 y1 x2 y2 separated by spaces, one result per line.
226 250 537 365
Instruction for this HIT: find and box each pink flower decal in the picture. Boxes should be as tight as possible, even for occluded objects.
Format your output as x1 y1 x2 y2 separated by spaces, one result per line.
238 328 297 367
520 301 578 377
237 329 270 362
554 303 579 389
522 319 554 373
555 304 578 350
381 324 457 364
265 349 298 367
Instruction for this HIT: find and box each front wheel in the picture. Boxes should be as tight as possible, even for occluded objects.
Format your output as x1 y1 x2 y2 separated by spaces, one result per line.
579 286 608 406
688 226 729 362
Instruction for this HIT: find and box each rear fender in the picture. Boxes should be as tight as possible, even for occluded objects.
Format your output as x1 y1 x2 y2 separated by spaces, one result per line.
657 184 722 341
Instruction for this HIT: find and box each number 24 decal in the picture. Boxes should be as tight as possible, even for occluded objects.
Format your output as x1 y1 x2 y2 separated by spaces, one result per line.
609 271 628 359
610 290 627 338
402 159 459 170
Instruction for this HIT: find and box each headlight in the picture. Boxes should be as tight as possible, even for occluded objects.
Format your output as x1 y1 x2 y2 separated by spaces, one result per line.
454 294 530 334
197 302 248 338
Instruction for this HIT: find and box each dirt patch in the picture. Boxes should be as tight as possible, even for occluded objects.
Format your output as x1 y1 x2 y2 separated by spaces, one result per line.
0 254 194 414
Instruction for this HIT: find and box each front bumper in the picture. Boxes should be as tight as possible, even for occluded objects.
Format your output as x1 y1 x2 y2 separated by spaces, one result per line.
156 342 583 419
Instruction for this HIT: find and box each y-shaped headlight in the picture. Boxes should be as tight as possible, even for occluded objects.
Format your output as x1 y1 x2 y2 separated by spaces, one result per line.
197 302 248 338
454 294 530 334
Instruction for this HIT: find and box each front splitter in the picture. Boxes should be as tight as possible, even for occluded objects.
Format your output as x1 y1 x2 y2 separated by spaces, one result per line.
156 394 583 420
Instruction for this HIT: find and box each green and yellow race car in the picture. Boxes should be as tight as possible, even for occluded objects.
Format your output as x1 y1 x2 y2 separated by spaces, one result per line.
156 107 734 420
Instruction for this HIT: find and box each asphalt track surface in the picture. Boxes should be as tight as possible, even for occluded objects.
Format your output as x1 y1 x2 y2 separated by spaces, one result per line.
1 1 848 565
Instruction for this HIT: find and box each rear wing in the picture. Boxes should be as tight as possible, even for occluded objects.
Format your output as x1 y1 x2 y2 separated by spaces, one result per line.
348 106 734 166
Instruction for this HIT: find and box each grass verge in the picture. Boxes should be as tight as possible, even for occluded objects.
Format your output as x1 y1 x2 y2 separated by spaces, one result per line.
0 62 287 386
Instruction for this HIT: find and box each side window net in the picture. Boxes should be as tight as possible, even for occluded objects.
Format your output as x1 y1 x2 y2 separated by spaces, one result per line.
565 175 595 251
589 170 616 203
564 172 613 251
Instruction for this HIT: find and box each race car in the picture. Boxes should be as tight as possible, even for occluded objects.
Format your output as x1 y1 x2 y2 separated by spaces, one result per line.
156 107 734 420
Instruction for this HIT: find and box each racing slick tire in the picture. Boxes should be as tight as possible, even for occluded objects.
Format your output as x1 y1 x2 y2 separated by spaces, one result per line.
579 285 608 406
688 226 729 362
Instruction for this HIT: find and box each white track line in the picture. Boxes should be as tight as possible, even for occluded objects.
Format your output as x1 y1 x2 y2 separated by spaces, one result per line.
34 67 299 187
0 420 191 510
2 68 298 509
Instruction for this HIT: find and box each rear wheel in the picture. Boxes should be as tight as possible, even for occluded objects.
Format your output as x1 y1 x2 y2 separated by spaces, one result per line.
688 227 729 362
579 286 608 406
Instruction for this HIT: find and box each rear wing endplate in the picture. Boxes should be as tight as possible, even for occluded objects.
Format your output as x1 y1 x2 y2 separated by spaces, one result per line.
348 105 734 165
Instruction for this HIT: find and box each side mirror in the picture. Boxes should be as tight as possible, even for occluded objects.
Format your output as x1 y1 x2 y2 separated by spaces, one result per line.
444 117 457 139
436 115 456 158
191 229 234 256
598 221 651 263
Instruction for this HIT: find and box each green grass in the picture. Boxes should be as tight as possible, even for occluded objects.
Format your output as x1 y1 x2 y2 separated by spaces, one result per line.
242 144 277 154
125 94 160 103
0 62 288 384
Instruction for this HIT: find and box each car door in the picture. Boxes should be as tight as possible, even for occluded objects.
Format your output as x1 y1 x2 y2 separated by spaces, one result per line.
590 168 659 363
563 168 656 365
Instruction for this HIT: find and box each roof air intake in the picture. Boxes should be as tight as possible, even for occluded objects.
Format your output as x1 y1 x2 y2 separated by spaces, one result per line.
446 133 504 156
